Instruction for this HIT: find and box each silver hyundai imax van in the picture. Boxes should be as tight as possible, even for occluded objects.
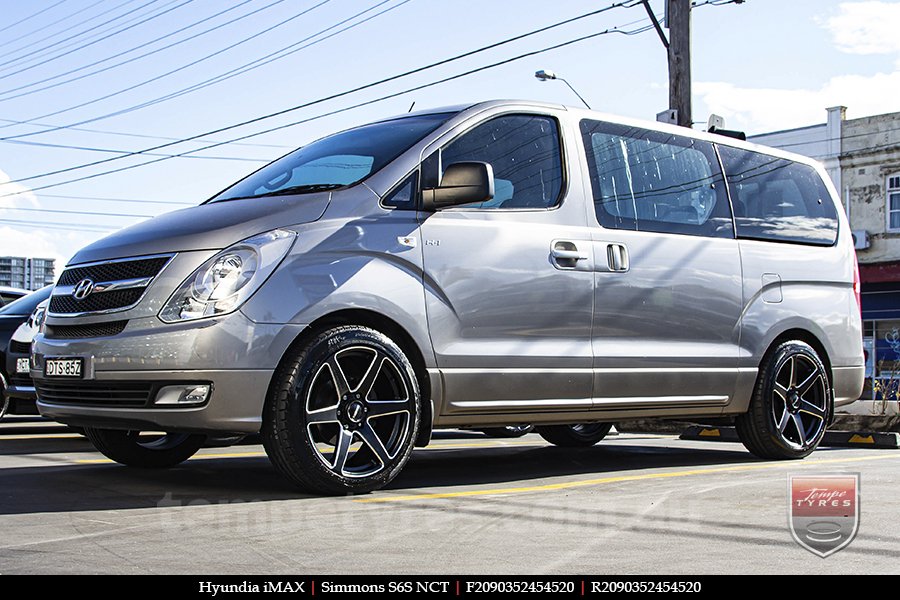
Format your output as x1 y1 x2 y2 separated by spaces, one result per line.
32 100 864 494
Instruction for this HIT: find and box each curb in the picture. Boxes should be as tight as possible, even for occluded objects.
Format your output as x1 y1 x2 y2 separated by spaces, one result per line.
679 426 900 449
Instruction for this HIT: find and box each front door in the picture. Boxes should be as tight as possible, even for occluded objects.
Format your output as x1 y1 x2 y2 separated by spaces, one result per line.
579 119 744 412
419 113 595 415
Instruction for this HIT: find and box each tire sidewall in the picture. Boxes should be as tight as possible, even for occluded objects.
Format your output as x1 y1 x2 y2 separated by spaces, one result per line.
280 327 420 493
760 342 831 457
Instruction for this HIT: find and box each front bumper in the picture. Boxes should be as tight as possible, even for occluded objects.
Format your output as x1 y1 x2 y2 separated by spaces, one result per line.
35 369 273 433
32 311 307 434
4 348 37 414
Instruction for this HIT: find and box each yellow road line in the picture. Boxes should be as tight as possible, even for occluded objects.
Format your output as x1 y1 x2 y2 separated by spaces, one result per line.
0 433 83 441
354 453 900 503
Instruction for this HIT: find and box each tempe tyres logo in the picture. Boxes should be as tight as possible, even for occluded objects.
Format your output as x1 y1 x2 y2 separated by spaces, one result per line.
789 474 859 557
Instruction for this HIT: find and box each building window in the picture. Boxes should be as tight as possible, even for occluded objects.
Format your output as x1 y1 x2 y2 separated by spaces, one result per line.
889 174 900 231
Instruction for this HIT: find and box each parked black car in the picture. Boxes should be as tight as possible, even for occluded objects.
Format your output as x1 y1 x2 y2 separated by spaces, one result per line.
0 286 52 419
0 286 28 306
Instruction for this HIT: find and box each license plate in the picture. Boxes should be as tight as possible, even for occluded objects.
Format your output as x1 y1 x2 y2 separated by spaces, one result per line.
44 358 83 378
16 358 30 374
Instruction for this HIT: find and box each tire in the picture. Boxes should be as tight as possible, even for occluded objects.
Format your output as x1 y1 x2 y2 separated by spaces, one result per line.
736 341 831 460
536 422 613 447
478 424 534 438
262 326 420 495
84 428 205 468
0 376 8 422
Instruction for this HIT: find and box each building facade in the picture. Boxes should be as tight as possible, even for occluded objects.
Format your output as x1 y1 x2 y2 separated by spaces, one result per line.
751 107 900 399
0 256 55 290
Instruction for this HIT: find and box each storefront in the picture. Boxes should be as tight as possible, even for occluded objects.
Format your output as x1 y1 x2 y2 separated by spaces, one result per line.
860 263 900 402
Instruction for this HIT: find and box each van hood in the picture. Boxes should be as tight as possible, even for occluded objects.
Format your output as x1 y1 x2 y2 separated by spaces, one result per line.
69 193 331 265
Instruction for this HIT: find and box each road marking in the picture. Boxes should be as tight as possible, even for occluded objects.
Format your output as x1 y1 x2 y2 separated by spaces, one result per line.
354 453 900 503
73 439 550 464
0 433 83 440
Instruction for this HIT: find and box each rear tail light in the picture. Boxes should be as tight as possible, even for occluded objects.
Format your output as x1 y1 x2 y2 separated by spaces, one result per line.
853 254 862 315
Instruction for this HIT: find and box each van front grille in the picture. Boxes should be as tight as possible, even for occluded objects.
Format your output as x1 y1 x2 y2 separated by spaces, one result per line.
50 289 144 315
50 255 172 316
58 257 171 286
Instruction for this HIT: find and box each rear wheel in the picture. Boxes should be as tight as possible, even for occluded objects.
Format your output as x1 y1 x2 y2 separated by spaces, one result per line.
536 422 613 447
478 424 534 438
736 341 830 459
263 326 420 495
84 428 205 468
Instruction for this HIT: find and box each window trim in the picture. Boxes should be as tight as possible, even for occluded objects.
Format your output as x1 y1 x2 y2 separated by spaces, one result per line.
718 144 839 248
579 118 735 239
887 172 900 233
379 170 419 211
423 112 569 212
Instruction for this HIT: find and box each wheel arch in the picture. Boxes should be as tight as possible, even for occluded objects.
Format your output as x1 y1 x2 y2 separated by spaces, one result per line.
271 308 434 447
755 327 835 425
760 328 833 389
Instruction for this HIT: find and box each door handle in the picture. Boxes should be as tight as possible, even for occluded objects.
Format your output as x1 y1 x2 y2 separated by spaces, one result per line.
551 248 588 261
551 241 588 269
606 243 629 272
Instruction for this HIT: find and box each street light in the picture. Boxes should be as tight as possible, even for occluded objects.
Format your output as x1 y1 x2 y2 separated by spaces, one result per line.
534 69 591 109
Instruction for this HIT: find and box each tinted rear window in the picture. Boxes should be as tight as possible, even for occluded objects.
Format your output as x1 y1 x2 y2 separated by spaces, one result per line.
718 146 838 246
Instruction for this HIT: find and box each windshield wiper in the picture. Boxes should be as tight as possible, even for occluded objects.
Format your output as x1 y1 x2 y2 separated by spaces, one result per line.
218 183 345 202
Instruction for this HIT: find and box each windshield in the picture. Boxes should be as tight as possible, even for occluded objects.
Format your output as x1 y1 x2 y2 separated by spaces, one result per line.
212 112 454 202
0 285 52 316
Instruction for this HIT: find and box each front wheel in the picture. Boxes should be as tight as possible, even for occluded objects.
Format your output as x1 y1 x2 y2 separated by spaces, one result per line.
84 428 205 468
263 326 420 495
736 341 831 459
536 422 613 447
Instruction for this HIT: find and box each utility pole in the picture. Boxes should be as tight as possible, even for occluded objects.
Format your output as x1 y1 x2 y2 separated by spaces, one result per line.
667 0 692 128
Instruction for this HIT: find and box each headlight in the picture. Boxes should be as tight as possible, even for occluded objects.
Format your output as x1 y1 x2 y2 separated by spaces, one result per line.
30 304 47 332
159 229 295 323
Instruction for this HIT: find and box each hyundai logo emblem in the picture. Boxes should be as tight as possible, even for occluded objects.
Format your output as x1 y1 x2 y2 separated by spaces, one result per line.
72 278 95 301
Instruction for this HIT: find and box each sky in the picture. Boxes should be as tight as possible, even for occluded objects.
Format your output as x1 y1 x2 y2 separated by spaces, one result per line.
0 0 898 274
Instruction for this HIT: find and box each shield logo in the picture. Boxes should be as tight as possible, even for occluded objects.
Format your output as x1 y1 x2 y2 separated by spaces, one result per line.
789 474 859 557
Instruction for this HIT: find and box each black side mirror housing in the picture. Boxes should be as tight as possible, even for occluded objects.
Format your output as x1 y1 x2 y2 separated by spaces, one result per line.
422 161 494 211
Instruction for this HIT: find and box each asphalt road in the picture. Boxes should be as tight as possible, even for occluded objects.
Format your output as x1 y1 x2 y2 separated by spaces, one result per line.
1 418 898 575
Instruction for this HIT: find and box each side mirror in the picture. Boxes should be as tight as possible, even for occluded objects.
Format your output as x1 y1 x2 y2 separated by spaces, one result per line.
422 161 494 211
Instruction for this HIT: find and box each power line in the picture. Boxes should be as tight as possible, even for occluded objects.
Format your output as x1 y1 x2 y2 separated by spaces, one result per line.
0 1 107 52
0 0 270 100
0 0 161 69
0 14 655 199
0 218 120 233
38 193 192 206
73 0 416 129
1 0 333 131
2 0 641 184
4 137 270 163
0 1 68 37
0 0 195 82
0 118 291 149
0 205 154 218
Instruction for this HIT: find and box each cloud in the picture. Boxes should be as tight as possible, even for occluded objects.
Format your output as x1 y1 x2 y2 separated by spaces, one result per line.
820 1 900 55
696 1 900 134
0 168 102 277
696 70 900 133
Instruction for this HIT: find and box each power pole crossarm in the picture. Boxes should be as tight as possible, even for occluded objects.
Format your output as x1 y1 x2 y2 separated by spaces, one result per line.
667 0 692 128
